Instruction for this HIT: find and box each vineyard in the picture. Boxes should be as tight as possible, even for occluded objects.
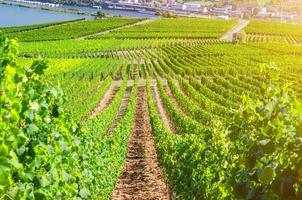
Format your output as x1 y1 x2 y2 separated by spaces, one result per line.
4 18 141 41
2 17 302 199
90 18 237 39
244 19 302 44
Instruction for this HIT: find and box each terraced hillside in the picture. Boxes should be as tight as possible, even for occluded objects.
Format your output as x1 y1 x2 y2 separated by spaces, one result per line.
5 18 141 41
3 17 302 199
244 19 302 44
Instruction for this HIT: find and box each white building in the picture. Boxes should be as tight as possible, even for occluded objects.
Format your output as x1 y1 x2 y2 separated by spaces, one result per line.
166 0 175 7
202 7 208 14
119 0 139 4
211 7 229 14
171 3 186 11
183 3 200 11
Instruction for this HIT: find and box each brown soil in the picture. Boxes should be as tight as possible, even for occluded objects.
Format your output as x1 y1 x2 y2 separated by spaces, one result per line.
112 87 170 200
164 85 183 111
150 84 176 133
90 84 120 118
106 86 132 135
133 63 139 79
142 63 148 77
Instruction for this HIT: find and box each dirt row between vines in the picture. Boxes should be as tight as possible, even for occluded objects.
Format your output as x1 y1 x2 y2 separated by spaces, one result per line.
112 87 170 200
164 85 183 112
90 84 120 118
89 79 155 118
106 86 133 135
151 84 176 133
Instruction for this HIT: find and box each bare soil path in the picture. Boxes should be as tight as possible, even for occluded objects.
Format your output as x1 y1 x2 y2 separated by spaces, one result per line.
106 86 133 135
220 19 250 42
90 84 120 118
89 80 168 118
164 85 183 111
151 84 176 133
76 19 154 40
112 87 170 200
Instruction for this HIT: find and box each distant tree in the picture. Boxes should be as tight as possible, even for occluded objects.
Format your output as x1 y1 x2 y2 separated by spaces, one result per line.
157 11 176 18
166 11 175 18
155 10 161 16
96 10 105 18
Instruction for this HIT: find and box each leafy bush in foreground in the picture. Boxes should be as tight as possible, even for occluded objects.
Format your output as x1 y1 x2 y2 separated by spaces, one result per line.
0 35 83 199
229 82 302 199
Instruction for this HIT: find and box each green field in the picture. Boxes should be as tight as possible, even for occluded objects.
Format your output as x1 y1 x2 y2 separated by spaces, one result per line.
4 18 140 41
91 18 237 39
244 19 302 44
2 17 302 199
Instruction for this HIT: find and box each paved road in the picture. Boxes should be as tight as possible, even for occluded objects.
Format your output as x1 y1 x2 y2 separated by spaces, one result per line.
220 19 250 42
